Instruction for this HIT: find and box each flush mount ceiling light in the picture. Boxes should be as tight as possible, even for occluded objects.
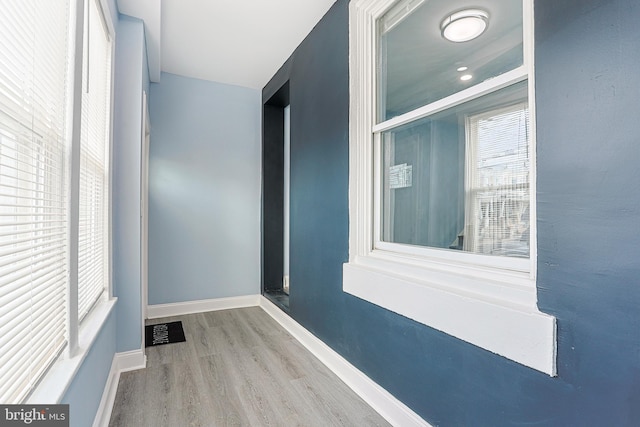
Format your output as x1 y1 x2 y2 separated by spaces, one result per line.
441 9 489 43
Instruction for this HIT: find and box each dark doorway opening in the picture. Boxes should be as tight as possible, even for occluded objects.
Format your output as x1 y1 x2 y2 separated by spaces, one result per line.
262 82 290 311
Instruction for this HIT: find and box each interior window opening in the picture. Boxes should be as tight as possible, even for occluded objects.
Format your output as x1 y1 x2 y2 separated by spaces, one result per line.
379 82 530 258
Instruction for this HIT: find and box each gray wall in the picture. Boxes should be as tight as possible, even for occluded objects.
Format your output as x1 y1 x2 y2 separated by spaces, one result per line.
148 73 261 304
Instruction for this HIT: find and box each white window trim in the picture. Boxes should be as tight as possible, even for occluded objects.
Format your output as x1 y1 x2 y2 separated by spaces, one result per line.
26 297 116 404
344 0 556 375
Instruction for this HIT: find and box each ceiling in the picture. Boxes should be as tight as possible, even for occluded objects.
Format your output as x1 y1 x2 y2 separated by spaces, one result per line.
117 0 338 89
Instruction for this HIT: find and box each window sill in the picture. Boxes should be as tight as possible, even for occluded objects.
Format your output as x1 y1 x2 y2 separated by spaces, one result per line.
343 257 556 375
26 297 117 404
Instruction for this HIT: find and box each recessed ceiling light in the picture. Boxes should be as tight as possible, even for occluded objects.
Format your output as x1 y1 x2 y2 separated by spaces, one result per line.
457 66 468 72
460 74 473 81
441 9 489 43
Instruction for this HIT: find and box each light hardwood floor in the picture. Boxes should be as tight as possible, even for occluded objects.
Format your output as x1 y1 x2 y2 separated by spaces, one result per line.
108 307 391 427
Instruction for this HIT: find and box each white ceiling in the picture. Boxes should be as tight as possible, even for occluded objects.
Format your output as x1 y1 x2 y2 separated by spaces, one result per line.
117 0 338 89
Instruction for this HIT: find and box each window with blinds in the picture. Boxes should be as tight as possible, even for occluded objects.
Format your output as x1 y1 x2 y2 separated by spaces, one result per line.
0 0 114 403
0 0 70 403
465 102 530 257
78 0 111 320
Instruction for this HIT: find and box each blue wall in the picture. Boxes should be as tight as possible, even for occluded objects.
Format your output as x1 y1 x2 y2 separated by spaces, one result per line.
112 16 147 352
148 73 261 304
61 311 116 427
263 0 640 425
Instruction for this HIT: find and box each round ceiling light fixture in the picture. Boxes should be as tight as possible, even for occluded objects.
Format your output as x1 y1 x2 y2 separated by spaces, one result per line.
441 9 489 43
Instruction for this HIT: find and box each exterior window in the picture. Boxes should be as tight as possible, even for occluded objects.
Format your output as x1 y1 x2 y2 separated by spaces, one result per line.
0 0 71 403
78 0 112 320
0 0 115 403
345 0 556 375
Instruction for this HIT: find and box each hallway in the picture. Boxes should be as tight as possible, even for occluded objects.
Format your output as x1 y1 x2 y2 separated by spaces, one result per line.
109 307 390 426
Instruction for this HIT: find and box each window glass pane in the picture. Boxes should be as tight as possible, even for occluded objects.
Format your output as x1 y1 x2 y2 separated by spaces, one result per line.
378 0 523 121
380 81 529 258
465 102 530 257
79 0 111 320
0 0 70 403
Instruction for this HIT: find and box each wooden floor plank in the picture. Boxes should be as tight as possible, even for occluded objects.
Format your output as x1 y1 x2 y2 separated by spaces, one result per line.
109 307 390 427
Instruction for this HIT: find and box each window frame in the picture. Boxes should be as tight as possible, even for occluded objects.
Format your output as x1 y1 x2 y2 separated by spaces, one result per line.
77 0 113 322
344 0 557 375
24 0 117 403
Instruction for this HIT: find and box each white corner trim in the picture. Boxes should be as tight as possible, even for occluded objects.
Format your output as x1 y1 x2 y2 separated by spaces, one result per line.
147 294 261 319
259 296 432 427
114 348 147 373
92 348 146 427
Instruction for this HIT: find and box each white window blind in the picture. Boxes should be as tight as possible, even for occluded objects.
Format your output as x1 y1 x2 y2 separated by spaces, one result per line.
465 102 530 257
78 0 111 320
0 0 70 403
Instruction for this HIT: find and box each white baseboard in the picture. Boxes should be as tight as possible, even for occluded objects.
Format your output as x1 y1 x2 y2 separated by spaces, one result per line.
92 348 146 427
259 296 432 427
114 348 147 372
147 294 261 319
